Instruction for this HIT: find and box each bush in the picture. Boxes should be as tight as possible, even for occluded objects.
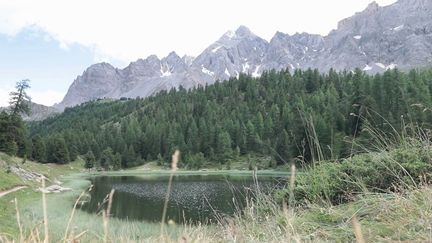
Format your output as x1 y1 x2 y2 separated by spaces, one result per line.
276 144 432 205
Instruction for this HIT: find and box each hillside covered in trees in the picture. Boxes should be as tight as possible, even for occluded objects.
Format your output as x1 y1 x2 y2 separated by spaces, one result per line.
27 68 432 169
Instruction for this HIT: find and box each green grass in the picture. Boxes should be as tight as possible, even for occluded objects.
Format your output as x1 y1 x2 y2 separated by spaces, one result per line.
0 171 180 241
0 152 83 238
0 170 22 191
0 152 82 187
1 137 432 242
3 174 195 242
0 189 37 236
293 187 432 242
3 176 432 242
274 138 432 206
0 152 288 242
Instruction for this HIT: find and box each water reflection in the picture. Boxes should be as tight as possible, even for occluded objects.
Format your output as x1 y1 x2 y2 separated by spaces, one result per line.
81 174 284 224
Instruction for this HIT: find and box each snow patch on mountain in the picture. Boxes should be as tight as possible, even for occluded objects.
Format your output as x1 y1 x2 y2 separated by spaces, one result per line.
201 66 214 76
363 64 372 71
393 25 404 31
252 65 261 78
212 46 222 53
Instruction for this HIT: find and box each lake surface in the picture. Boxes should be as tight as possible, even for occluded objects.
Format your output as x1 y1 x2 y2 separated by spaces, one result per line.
81 173 285 224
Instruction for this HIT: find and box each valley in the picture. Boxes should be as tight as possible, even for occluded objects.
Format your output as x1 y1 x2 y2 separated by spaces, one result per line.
1 0 432 242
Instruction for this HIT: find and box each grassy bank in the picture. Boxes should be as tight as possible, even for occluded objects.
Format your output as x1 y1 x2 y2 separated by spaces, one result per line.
0 153 82 236
3 177 431 242
1 135 431 242
0 153 287 242
0 153 82 189
0 153 181 241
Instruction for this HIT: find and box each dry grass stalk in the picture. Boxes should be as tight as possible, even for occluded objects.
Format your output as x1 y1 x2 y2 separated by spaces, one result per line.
63 191 86 242
352 216 365 243
160 150 180 238
14 197 23 241
42 178 49 243
73 230 87 242
103 189 115 243
33 226 41 242
289 163 296 208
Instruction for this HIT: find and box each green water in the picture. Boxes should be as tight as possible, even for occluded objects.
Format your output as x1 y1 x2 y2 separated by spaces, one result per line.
82 174 285 224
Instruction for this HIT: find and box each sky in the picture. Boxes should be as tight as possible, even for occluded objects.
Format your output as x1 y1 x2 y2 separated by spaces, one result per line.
0 0 397 106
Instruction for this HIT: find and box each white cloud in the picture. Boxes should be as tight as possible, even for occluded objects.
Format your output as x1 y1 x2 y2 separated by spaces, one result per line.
0 0 397 64
27 90 65 106
0 85 65 107
0 87 11 107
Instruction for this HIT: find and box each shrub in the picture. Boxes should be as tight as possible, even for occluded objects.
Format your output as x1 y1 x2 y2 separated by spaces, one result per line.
276 143 432 205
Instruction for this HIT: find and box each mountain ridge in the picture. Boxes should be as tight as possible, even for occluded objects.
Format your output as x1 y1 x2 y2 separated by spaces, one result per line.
56 0 432 109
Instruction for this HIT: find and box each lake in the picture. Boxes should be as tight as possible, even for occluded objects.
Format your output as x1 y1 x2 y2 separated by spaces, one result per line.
81 173 286 224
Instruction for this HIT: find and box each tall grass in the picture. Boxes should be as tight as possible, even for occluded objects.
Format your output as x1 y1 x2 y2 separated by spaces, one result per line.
160 150 179 237
1 119 432 242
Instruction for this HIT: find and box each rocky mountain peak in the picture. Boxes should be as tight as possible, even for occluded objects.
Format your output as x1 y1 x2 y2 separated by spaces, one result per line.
56 0 432 109
86 62 115 71
219 26 258 42
235 25 254 38
270 31 290 43
163 51 182 66
146 55 160 63
365 1 380 13
161 51 187 74
167 51 180 59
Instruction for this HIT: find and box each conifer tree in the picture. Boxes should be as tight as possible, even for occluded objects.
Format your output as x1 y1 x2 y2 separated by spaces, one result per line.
32 135 46 162
84 150 96 170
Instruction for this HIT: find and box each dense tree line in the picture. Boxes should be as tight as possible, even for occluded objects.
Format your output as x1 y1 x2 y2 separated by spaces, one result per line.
28 68 432 169
0 80 32 158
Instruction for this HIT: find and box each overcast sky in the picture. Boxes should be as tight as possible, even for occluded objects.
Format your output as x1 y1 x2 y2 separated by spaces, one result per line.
0 0 397 106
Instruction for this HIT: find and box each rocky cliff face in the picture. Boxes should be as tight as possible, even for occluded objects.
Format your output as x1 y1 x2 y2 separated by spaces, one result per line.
56 0 432 109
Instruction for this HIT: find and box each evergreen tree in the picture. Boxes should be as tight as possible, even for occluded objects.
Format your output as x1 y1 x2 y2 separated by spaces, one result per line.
9 79 31 117
100 147 115 170
113 152 122 170
46 136 70 164
84 150 96 170
27 67 432 167
32 135 46 162
245 121 257 151
0 112 15 155
275 129 291 165
4 140 18 156
122 145 136 167
216 131 232 162
0 79 32 157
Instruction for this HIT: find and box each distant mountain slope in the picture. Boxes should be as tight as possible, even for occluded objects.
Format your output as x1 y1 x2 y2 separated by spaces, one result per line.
24 102 59 121
0 102 59 121
31 67 432 167
57 0 432 109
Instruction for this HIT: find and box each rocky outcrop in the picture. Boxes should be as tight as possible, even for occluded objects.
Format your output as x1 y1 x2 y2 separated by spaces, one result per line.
37 184 72 194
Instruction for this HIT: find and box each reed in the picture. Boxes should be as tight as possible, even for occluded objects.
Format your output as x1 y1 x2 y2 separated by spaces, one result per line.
160 150 180 238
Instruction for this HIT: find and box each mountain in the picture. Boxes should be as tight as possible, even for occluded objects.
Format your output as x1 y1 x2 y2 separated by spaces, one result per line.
31 67 432 166
56 0 432 109
0 102 59 121
23 102 59 121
